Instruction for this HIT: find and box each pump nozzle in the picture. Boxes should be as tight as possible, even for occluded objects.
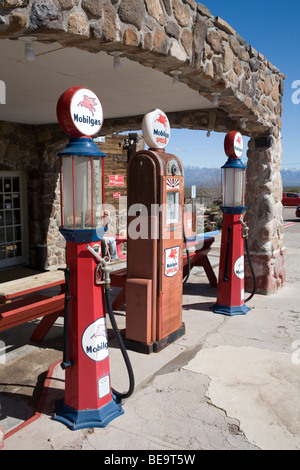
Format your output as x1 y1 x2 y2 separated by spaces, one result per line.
239 216 249 239
86 244 112 288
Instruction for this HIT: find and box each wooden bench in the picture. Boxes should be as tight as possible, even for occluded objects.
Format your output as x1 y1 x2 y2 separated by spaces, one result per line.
110 234 218 310
0 272 65 343
183 236 218 287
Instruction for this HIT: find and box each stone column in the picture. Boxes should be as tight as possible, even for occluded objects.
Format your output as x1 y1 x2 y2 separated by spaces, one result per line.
244 133 285 295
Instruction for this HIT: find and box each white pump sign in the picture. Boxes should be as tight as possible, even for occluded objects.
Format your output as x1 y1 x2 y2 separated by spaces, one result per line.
142 109 171 149
70 88 103 136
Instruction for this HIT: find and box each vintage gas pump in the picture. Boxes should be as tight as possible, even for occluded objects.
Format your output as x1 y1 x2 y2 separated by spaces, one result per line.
212 131 251 316
53 87 134 430
125 109 185 353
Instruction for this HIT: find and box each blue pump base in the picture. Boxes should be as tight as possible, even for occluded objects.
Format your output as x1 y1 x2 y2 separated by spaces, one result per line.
211 302 251 316
53 395 124 431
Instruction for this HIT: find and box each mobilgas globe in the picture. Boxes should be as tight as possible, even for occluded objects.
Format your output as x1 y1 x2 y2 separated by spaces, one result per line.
142 108 171 149
233 132 243 158
70 88 103 136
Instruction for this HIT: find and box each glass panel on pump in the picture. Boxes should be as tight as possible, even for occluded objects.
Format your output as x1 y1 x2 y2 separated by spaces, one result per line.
222 167 245 208
166 191 180 224
92 157 103 229
61 155 103 230
61 156 74 229
73 156 92 229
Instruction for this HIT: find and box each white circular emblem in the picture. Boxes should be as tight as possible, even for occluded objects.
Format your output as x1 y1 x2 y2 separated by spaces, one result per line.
234 255 244 279
70 88 103 136
142 109 171 149
233 132 244 158
81 317 108 362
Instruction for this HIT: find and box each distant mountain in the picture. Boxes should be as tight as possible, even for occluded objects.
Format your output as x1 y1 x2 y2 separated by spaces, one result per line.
281 168 300 187
184 166 221 187
183 166 300 188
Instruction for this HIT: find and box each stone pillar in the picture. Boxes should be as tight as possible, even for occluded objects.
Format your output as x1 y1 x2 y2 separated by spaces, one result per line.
244 134 285 295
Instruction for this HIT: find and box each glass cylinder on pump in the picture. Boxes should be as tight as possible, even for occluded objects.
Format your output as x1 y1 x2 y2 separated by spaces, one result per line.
58 137 105 240
221 131 247 211
222 162 246 209
60 153 103 230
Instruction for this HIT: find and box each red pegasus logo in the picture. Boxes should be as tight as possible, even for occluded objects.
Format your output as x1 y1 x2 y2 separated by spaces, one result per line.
168 248 178 261
236 134 242 145
155 113 168 129
78 95 97 116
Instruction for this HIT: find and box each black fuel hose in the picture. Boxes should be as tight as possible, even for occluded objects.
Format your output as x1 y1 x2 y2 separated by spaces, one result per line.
104 287 135 400
244 237 256 303
183 227 191 285
223 225 232 282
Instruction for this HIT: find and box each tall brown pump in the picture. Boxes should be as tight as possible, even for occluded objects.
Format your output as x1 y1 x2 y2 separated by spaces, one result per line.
125 110 185 353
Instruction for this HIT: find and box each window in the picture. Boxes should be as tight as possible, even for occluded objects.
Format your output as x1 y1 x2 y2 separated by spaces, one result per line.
0 172 28 268
166 191 180 224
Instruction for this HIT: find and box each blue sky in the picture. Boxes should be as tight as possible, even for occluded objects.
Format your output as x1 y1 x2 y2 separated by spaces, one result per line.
167 0 300 170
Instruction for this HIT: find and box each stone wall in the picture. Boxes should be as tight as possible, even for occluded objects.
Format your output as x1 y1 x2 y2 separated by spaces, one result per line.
245 134 286 294
0 121 68 268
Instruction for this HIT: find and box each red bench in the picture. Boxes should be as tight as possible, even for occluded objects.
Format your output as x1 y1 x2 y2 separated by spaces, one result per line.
183 236 217 287
0 278 65 342
110 235 217 310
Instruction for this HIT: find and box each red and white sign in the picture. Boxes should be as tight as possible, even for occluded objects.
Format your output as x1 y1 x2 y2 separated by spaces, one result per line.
167 177 180 189
57 87 103 137
234 255 245 280
224 131 244 159
164 246 180 277
113 192 121 199
142 109 171 149
81 317 108 362
108 175 124 187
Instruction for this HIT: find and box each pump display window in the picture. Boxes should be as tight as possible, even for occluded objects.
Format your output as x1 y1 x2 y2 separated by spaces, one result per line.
166 191 180 224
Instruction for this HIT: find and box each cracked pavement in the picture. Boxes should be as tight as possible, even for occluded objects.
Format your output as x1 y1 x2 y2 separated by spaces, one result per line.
1 207 300 450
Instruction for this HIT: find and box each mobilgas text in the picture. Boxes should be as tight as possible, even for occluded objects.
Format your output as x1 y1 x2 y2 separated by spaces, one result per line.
73 113 102 127
153 128 170 145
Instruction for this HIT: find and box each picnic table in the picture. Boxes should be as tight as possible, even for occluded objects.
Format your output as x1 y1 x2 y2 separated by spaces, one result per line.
110 232 219 310
0 270 65 342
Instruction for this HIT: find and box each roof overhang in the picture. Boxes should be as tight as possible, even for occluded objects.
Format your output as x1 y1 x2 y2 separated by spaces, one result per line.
0 39 216 126
0 1 285 138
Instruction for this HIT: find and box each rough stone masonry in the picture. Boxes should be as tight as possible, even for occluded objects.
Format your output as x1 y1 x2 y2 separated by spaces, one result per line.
0 0 286 293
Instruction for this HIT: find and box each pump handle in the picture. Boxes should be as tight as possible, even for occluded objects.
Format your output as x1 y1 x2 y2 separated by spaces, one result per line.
86 244 112 288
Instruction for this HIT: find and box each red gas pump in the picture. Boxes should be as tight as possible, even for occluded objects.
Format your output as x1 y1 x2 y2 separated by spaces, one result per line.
54 87 134 430
125 109 185 353
212 131 252 316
